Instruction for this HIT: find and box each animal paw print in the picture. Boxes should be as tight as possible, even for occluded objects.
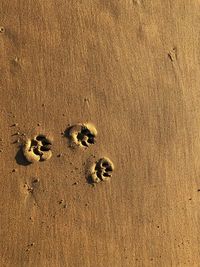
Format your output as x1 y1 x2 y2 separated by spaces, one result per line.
67 123 97 148
15 122 115 185
89 157 114 183
23 134 52 163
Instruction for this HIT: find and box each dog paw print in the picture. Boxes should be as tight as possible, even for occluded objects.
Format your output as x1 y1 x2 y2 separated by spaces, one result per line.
23 134 52 163
67 123 97 148
89 157 114 183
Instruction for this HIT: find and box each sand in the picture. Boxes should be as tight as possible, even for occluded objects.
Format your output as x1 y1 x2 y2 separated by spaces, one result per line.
0 0 200 266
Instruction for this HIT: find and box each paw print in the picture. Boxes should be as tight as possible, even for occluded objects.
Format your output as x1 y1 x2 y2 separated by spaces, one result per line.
89 157 114 183
23 134 52 163
66 123 97 148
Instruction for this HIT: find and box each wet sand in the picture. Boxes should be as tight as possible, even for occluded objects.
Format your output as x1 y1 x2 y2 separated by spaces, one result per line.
0 1 200 266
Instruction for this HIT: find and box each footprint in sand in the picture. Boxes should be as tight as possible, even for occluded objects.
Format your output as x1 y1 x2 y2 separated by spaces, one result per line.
88 157 114 183
23 134 52 163
66 123 97 148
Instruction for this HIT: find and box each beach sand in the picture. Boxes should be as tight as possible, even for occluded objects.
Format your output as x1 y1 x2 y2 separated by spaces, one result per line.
0 1 200 266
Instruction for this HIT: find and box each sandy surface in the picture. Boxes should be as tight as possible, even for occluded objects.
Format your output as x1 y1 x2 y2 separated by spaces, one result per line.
0 0 200 266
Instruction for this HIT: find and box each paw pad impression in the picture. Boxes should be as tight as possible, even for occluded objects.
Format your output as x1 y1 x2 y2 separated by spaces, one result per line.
23 134 52 163
67 123 97 148
89 157 114 183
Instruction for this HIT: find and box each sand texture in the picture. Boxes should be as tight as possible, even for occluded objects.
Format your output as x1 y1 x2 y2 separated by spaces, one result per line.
0 0 200 266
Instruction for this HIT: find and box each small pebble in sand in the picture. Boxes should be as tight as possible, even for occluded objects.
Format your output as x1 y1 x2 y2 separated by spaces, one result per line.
11 123 18 127
0 26 5 33
33 178 39 183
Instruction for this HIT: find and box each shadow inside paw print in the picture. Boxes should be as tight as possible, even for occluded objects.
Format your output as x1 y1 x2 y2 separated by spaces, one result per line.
88 157 114 184
65 123 97 148
22 134 52 163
